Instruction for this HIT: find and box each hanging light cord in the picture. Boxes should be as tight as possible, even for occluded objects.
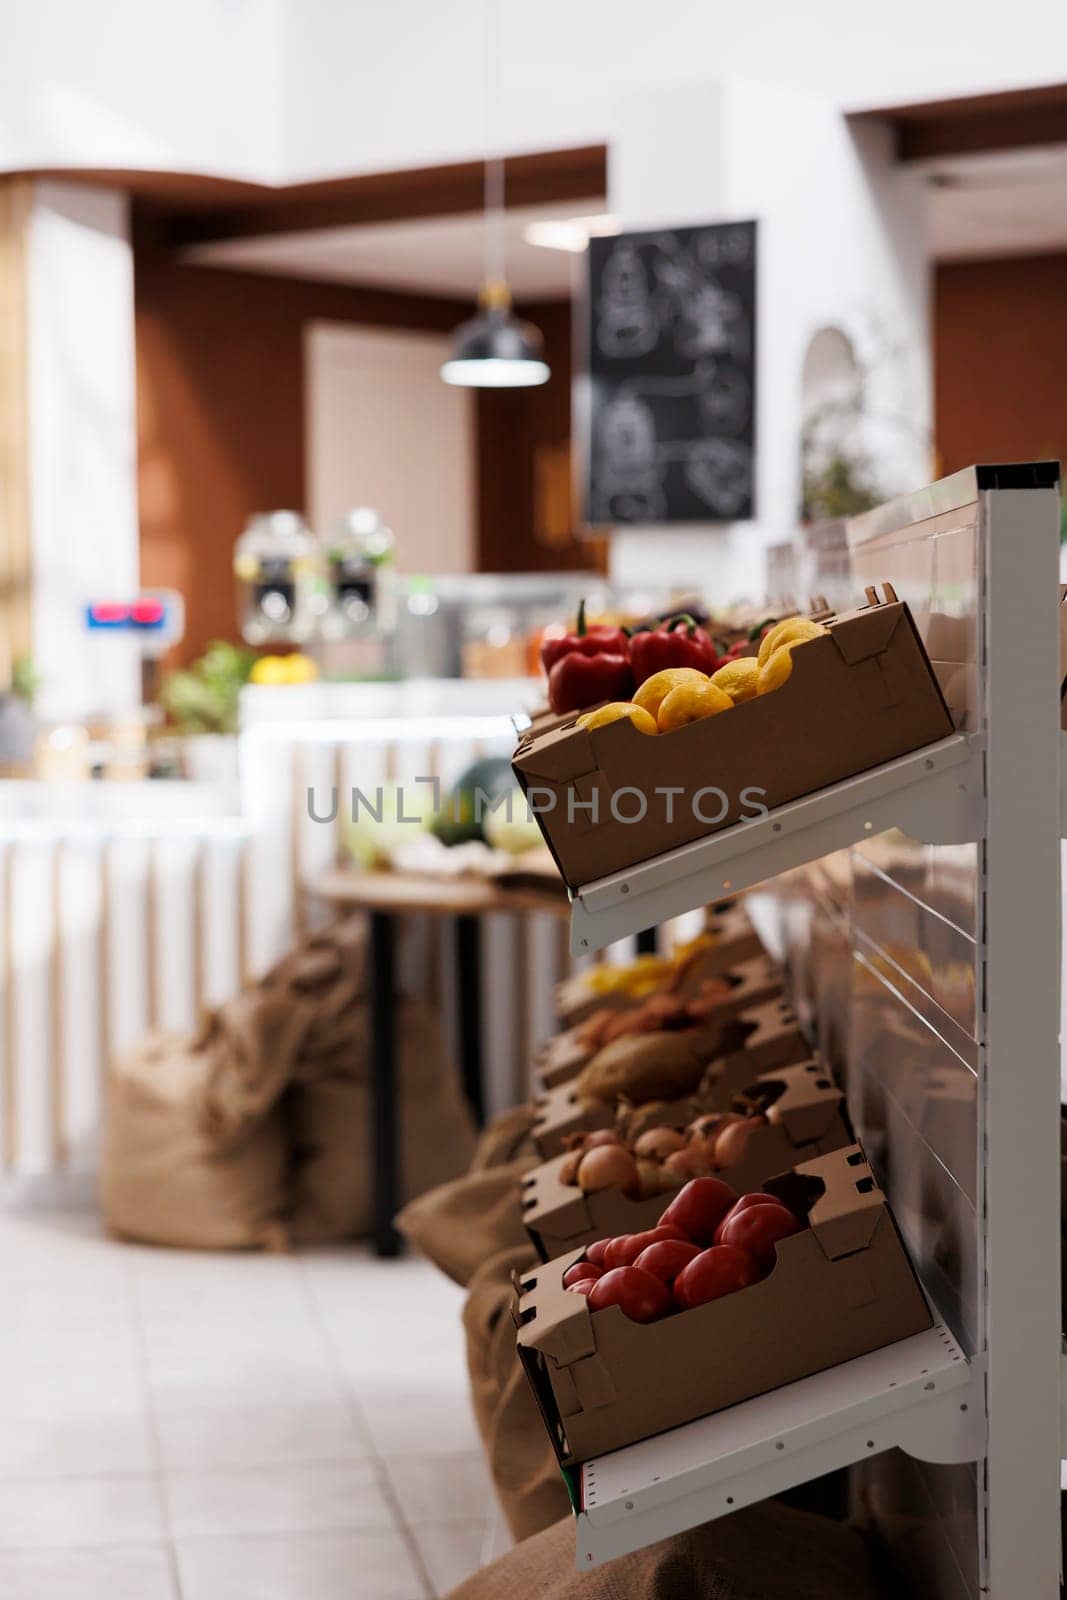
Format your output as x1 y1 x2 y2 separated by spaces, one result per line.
481 0 508 309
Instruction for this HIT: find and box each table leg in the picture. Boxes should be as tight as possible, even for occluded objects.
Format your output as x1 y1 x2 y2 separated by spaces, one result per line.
635 926 659 956
369 911 401 1257
455 914 486 1126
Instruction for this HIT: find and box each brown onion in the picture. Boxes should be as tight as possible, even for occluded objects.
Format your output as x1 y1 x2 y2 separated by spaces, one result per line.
713 1117 763 1168
577 1144 640 1196
559 1150 583 1186
633 1126 687 1161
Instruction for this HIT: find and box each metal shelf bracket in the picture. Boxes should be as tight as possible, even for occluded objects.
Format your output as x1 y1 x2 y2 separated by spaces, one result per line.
570 734 983 954
574 1322 984 1570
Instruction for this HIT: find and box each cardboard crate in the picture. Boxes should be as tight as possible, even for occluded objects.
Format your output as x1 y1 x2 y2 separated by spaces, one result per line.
541 907 767 1090
516 1144 932 1467
513 595 953 891
533 996 808 1160
531 960 786 1159
522 1060 851 1262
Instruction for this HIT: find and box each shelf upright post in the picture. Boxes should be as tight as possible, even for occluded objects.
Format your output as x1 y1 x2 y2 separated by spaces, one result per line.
979 477 1062 1595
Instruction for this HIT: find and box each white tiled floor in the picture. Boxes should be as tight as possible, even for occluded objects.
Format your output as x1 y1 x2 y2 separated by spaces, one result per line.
0 1211 510 1599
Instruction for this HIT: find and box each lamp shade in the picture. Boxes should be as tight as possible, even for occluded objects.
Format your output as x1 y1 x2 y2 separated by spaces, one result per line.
441 304 550 388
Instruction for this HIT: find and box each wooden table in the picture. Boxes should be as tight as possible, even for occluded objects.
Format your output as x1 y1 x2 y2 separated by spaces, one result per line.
312 865 569 1256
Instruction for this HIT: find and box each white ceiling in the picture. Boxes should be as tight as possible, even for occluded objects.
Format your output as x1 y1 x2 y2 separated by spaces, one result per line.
926 145 1067 261
183 198 603 300
183 151 1067 298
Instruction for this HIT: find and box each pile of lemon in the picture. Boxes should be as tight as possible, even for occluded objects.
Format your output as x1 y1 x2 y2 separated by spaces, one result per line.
576 616 828 735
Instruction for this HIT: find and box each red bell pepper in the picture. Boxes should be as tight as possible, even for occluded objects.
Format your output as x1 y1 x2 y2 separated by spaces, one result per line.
629 615 719 687
548 649 633 714
541 600 634 714
540 600 630 676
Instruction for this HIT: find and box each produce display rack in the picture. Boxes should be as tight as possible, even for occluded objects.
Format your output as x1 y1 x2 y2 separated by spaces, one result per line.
576 1321 983 1567
558 466 1064 1596
568 732 982 957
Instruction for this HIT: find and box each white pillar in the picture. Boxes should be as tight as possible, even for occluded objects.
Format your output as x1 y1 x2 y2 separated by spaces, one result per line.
606 80 930 602
26 181 140 720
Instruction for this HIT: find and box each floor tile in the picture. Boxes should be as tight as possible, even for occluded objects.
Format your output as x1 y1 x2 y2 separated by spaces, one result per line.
359 1388 481 1457
0 1401 154 1477
0 1476 164 1548
153 1392 366 1470
165 1459 394 1537
176 1529 428 1600
409 1519 490 1596
0 1544 176 1600
384 1453 494 1523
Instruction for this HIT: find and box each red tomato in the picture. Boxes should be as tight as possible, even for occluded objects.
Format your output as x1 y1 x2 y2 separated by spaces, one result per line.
566 1278 597 1297
585 1238 611 1267
658 1177 738 1245
634 1238 703 1283
602 1235 637 1270
562 1260 603 1287
672 1245 761 1309
604 1225 687 1269
713 1192 793 1245
587 1266 670 1323
717 1203 803 1269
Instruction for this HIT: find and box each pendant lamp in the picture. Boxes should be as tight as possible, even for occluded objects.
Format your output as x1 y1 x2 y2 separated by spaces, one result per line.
441 152 550 389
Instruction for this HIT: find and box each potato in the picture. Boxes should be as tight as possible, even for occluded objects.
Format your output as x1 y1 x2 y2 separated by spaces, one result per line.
576 1031 709 1105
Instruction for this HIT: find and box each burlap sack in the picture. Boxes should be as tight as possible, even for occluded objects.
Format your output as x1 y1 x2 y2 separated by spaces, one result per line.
469 1103 539 1171
397 1157 535 1288
462 1243 571 1542
100 1000 302 1250
446 1497 888 1600
287 997 477 1243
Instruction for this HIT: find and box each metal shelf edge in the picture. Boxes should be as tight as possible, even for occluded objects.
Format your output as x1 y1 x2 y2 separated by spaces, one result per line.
570 734 982 954
574 1323 983 1570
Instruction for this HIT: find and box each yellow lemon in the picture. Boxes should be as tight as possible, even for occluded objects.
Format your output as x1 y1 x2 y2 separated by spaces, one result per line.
632 667 708 721
709 656 759 704
250 655 290 685
283 653 318 684
658 679 734 732
757 616 827 668
757 644 797 695
576 701 658 735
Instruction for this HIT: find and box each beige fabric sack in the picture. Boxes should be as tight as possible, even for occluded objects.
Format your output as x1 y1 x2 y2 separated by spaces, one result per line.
288 997 477 1244
462 1243 571 1542
100 992 306 1250
397 1157 535 1288
468 1103 539 1171
446 1496 888 1600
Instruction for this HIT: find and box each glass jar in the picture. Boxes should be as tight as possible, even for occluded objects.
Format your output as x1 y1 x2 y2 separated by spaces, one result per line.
321 508 398 641
234 511 319 645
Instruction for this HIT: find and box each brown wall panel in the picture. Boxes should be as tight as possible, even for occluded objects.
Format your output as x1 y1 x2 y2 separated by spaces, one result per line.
934 254 1067 480
133 213 467 665
476 298 605 575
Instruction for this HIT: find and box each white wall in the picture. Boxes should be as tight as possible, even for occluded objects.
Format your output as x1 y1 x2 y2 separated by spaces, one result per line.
0 0 283 180
27 182 141 719
0 0 1065 184
278 0 1067 184
607 79 930 598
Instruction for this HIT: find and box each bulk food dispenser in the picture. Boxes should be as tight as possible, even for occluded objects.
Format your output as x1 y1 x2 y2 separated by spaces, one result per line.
234 511 320 645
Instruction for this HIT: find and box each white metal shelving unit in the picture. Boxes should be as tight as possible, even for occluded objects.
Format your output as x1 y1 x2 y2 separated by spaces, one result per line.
560 465 1063 1598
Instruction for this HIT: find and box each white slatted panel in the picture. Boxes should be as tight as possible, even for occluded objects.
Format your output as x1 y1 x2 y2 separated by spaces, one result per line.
768 501 985 1600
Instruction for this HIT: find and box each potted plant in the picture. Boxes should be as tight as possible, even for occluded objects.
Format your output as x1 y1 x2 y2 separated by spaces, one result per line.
161 640 256 783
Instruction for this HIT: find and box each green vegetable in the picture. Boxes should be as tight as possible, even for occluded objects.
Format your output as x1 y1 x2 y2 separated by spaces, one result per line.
343 783 433 868
483 788 543 855
161 641 257 735
431 757 515 847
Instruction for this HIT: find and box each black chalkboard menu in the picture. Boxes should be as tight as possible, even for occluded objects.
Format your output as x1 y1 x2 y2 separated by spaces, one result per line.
584 219 757 526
